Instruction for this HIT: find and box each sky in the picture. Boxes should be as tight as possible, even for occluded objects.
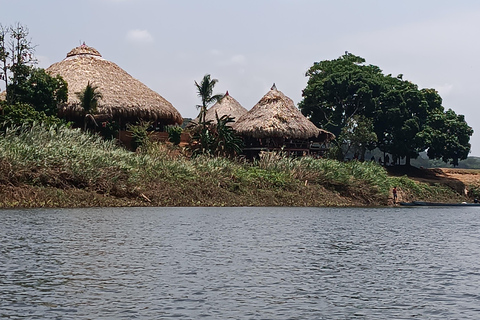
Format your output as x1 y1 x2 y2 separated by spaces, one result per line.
2 0 480 156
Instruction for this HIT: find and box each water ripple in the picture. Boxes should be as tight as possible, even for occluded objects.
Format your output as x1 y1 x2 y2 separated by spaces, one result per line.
1 207 480 319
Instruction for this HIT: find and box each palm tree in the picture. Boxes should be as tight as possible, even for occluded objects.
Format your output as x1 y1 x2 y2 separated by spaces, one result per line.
194 74 222 129
76 81 102 131
194 74 223 153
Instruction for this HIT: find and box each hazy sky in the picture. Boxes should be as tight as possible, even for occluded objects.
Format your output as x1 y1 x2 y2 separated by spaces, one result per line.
2 0 480 155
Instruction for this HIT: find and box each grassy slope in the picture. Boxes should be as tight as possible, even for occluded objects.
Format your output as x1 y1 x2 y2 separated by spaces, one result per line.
0 125 470 208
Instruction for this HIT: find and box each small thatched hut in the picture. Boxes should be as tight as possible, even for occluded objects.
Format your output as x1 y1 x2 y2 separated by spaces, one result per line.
189 91 247 127
46 44 182 132
233 85 334 157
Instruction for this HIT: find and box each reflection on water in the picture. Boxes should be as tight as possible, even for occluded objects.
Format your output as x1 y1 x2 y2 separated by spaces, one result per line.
1 206 480 319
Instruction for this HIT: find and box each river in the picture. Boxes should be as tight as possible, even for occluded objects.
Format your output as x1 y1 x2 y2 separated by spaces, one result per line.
1 206 480 319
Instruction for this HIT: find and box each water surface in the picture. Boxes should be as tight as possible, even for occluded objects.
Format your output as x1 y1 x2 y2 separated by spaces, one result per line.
1 206 480 319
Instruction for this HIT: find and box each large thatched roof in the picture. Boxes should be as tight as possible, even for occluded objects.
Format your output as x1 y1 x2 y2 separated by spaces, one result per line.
191 91 247 126
46 44 182 125
233 85 334 140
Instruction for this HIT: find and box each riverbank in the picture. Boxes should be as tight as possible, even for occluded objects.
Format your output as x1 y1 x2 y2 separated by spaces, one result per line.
0 125 475 208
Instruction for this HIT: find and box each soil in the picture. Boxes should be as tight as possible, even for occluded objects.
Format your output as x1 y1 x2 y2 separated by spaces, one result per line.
2 165 479 209
386 166 480 199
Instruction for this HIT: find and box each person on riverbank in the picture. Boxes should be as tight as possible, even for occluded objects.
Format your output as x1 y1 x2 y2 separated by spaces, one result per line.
392 186 398 204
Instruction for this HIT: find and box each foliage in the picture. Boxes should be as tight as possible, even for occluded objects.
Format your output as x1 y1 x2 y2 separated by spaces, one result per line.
339 115 377 160
99 120 119 141
300 53 472 165
190 114 243 158
6 67 67 116
0 102 66 131
127 121 151 151
0 123 142 194
194 74 223 127
0 125 471 207
211 113 243 158
299 52 383 138
166 125 183 145
1 23 67 120
76 81 102 115
193 74 223 152
422 109 473 166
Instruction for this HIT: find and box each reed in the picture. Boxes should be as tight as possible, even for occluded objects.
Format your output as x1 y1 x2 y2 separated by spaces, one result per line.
0 124 467 207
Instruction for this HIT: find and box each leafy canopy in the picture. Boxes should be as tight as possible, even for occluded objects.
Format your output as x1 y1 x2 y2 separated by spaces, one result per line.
300 53 473 165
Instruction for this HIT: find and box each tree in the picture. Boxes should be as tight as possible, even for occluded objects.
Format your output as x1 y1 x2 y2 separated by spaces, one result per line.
374 76 431 165
0 24 8 90
0 23 36 92
1 23 67 119
301 53 472 165
423 109 473 166
299 52 383 138
76 82 102 131
7 67 67 116
193 74 223 153
195 74 223 127
340 115 377 161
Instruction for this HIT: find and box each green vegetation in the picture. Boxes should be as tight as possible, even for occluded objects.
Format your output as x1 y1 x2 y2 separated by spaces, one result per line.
190 75 243 157
300 53 473 166
0 124 469 208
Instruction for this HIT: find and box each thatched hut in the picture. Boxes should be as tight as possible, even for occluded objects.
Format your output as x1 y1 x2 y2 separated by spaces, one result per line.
232 85 334 157
189 91 247 128
46 44 182 133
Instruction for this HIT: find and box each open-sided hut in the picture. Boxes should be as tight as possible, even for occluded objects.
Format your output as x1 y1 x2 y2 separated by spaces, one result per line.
189 91 247 128
46 44 182 144
232 85 334 158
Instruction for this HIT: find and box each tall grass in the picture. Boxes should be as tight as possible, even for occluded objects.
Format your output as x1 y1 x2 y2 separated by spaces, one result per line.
0 124 143 192
0 124 463 206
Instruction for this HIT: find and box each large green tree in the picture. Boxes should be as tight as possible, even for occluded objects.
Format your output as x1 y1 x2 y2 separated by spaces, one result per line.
374 76 435 165
300 53 472 165
423 109 473 166
299 52 383 138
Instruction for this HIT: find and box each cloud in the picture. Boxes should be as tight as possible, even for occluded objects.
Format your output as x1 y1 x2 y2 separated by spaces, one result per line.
210 49 222 56
230 54 246 65
217 54 247 67
126 29 154 44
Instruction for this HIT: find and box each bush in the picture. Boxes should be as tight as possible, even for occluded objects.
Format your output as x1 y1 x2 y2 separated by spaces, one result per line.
167 125 183 145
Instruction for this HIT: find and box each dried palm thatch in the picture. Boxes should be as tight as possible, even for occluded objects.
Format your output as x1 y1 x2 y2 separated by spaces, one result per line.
46 44 182 125
233 85 334 141
190 91 247 127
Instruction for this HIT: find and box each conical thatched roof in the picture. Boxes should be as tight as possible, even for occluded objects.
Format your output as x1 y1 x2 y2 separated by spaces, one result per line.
46 44 182 125
233 85 334 140
191 91 247 126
